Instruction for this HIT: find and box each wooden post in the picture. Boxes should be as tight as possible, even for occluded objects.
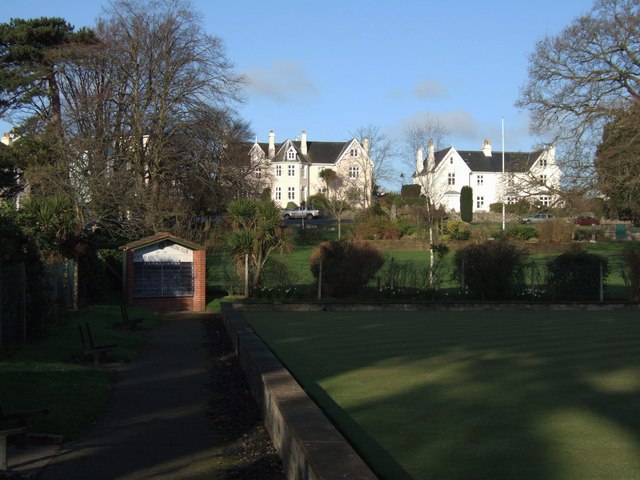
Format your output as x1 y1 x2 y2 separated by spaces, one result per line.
599 262 604 302
317 257 323 301
244 253 249 298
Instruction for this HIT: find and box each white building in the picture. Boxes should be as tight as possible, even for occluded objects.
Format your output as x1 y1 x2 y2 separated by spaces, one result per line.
248 130 373 208
413 139 561 212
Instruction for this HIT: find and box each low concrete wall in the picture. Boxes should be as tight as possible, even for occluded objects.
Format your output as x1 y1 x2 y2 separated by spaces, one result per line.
221 303 378 480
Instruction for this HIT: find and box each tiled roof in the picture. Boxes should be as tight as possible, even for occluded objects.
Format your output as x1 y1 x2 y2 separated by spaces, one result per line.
423 147 544 173
253 140 352 164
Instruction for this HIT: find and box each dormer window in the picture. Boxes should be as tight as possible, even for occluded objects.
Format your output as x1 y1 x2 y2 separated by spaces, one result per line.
350 149 358 157
287 149 296 160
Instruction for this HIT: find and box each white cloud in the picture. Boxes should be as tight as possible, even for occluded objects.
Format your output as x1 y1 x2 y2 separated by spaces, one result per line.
413 80 448 99
244 61 319 104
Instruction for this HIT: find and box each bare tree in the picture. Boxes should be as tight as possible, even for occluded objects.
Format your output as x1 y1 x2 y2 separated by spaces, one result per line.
351 125 397 197
401 114 450 172
318 168 350 238
56 0 248 239
516 0 640 190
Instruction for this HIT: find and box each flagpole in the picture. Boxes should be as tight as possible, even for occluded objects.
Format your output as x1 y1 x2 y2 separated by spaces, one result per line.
502 117 506 231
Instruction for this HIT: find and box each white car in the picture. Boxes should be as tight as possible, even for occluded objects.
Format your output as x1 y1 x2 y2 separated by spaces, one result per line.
520 213 554 224
282 207 321 220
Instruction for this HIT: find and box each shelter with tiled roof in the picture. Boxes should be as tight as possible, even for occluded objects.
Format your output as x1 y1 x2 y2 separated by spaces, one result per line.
413 139 561 213
248 130 373 208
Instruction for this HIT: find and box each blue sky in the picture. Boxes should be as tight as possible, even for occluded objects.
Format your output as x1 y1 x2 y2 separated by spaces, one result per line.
2 0 593 182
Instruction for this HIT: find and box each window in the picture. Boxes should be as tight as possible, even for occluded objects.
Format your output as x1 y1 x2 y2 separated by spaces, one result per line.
275 165 282 177
255 167 262 179
539 174 547 184
288 186 295 200
349 165 360 178
477 175 484 186
448 173 455 185
506 196 517 204
476 196 484 209
540 195 550 207
539 158 547 167
287 149 296 160
288 164 295 176
275 187 281 200
350 149 358 157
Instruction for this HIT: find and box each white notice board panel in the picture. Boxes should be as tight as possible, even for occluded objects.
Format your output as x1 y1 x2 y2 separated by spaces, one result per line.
133 242 193 263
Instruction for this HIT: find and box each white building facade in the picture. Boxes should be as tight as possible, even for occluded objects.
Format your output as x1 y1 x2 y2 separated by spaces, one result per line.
413 139 561 212
248 130 373 208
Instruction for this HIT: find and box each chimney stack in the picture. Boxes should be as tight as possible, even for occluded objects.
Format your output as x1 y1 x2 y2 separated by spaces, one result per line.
363 137 370 156
426 139 435 172
268 130 275 158
482 139 492 157
301 130 307 155
416 147 424 173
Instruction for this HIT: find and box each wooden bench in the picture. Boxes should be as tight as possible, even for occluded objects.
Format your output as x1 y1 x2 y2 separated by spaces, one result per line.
79 323 117 368
120 304 144 331
0 403 49 471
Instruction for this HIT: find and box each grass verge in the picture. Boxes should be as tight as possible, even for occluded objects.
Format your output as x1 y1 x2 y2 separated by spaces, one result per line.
0 304 156 439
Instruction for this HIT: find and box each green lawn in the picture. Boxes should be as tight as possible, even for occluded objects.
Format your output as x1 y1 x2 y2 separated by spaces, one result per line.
244 310 640 480
0 304 156 439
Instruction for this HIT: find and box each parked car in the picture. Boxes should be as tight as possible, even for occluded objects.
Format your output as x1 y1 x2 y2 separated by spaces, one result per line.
575 215 600 226
282 206 321 220
520 213 554 224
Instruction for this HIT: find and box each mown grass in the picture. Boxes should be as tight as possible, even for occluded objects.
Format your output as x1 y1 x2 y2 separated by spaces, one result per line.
0 304 156 439
245 310 640 480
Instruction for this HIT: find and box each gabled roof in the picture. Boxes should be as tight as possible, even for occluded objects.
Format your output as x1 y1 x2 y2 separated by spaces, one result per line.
252 140 355 165
122 232 204 251
421 147 544 174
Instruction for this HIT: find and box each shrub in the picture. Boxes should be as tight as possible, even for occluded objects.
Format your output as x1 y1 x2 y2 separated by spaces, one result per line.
546 250 608 301
351 214 401 240
538 218 574 243
506 224 539 241
460 186 473 222
394 217 416 236
262 259 300 288
491 200 532 216
621 246 640 301
442 219 471 241
454 241 528 300
401 184 422 198
310 240 384 297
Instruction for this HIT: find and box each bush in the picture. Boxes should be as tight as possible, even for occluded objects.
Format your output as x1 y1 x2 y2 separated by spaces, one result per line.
454 241 528 300
621 246 640 301
442 219 471 241
490 200 532 216
538 219 574 243
310 240 384 297
546 250 608 301
401 184 422 198
351 214 401 240
506 224 539 241
394 217 416 236
262 259 300 288
460 186 473 222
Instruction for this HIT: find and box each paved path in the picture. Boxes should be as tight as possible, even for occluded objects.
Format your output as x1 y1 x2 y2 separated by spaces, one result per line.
39 313 223 480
